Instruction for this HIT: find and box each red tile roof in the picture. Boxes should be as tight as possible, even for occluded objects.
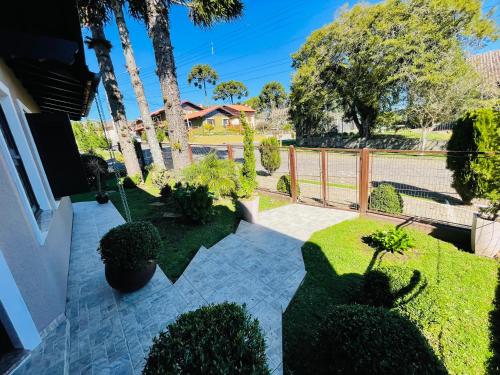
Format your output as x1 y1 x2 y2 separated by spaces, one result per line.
223 104 256 114
185 106 233 120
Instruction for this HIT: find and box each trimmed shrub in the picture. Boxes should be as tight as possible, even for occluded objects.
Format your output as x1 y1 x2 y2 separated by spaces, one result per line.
369 227 414 253
369 183 403 214
122 173 142 189
183 152 239 198
310 304 446 375
143 303 270 374
259 137 281 175
239 112 257 197
81 153 108 189
98 221 161 271
146 165 178 190
159 184 173 202
173 183 214 224
277 174 299 196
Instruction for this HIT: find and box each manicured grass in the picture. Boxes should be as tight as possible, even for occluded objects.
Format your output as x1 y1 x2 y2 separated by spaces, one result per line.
283 217 499 374
72 181 239 281
189 134 266 145
258 192 290 212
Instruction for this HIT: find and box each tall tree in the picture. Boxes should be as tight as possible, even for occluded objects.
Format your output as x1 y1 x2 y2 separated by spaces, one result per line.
109 0 166 169
78 0 142 177
128 0 243 170
258 81 287 111
188 64 219 104
213 80 248 104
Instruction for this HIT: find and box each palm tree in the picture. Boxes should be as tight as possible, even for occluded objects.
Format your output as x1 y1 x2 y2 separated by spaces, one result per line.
128 0 244 169
213 80 248 104
109 0 166 169
188 64 219 104
78 0 142 178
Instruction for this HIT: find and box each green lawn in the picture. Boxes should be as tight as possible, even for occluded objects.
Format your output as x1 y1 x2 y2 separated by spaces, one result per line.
259 193 290 212
283 217 499 374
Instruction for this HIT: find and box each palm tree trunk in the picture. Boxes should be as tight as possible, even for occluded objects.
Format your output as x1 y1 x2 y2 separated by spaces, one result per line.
111 0 166 170
143 0 189 169
89 24 142 178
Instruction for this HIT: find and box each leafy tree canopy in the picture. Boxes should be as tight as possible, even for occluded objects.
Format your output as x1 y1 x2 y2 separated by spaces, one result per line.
187 64 219 96
258 81 287 111
213 80 248 103
72 121 109 153
290 0 498 138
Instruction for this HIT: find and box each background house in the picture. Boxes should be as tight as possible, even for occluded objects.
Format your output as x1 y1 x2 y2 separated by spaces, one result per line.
184 104 256 129
0 1 97 371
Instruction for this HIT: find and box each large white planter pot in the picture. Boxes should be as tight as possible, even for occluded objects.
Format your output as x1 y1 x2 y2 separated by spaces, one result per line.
471 213 500 258
237 196 260 223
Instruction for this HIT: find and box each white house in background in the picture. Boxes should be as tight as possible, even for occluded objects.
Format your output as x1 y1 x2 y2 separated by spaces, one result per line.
0 1 98 372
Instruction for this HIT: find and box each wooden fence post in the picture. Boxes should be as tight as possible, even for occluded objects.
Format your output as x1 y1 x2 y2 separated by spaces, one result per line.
321 149 328 207
359 148 370 214
188 144 193 164
227 144 234 161
289 146 298 203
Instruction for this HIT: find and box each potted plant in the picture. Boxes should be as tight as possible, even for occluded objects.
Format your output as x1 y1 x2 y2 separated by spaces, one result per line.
82 154 109 203
98 221 161 292
236 112 259 223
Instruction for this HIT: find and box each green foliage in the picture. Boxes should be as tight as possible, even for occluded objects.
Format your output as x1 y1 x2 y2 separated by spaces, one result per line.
259 81 287 111
183 152 239 198
173 183 215 224
369 183 403 214
238 113 257 198
188 64 219 97
159 184 173 202
156 128 166 144
447 107 500 211
72 121 108 153
140 131 147 142
98 221 161 271
309 304 446 375
277 174 299 196
202 121 215 133
143 302 269 374
259 137 281 175
290 0 498 138
80 153 108 190
146 164 178 190
187 0 244 27
370 227 415 253
213 80 248 103
244 96 261 111
121 173 142 189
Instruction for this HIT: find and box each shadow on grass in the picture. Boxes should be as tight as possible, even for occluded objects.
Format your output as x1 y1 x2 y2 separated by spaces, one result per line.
72 177 239 282
488 268 500 374
283 240 440 374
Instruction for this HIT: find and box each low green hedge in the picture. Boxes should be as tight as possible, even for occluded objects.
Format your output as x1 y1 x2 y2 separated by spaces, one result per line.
173 183 214 224
310 304 446 374
277 174 299 196
369 183 403 214
98 221 161 271
143 303 270 374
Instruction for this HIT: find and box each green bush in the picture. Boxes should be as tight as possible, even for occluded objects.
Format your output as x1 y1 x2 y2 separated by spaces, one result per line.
369 183 403 214
160 184 173 202
259 137 281 175
309 304 446 375
72 121 108 153
121 173 142 189
277 174 299 196
183 152 239 198
143 303 270 374
80 153 108 189
146 165 178 190
239 112 257 197
369 227 414 253
173 183 214 224
98 221 161 271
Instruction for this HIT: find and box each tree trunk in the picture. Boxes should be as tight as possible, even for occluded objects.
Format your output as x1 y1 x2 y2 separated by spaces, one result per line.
89 24 142 178
111 0 166 170
143 0 189 169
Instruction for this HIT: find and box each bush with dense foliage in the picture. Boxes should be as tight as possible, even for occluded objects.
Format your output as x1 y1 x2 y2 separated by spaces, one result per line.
121 173 142 189
98 221 161 271
143 303 269 374
238 113 257 198
72 121 108 153
369 227 414 253
80 153 108 189
277 174 299 196
183 152 239 198
369 183 403 214
309 304 446 375
259 137 281 175
173 183 214 224
160 184 173 202
447 107 499 212
146 165 178 190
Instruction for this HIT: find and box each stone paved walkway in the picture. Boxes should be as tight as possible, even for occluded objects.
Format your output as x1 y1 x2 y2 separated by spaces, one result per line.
14 202 357 375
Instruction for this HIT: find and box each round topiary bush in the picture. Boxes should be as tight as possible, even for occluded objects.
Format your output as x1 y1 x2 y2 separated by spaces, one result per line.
98 221 161 272
259 137 281 175
277 174 299 196
369 183 403 214
309 304 446 375
143 302 270 374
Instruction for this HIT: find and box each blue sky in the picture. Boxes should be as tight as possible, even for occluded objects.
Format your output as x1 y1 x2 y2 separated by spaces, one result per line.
83 0 500 121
